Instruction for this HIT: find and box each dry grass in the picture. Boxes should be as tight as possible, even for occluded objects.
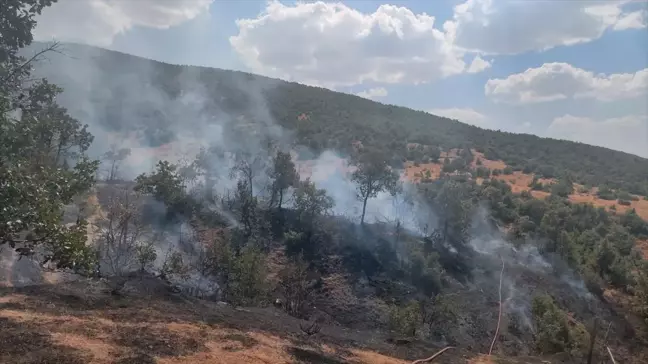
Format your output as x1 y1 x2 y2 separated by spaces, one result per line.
0 283 417 364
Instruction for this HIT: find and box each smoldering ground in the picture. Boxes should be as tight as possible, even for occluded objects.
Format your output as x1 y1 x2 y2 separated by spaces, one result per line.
8 42 606 330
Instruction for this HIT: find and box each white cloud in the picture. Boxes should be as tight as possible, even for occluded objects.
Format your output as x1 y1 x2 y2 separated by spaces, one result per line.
547 114 648 157
230 1 466 87
356 87 388 99
34 0 213 46
467 55 492 73
428 108 488 127
614 9 648 30
444 0 646 55
485 63 648 104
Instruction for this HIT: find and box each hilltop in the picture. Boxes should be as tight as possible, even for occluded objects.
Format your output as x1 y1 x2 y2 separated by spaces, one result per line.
27 42 648 197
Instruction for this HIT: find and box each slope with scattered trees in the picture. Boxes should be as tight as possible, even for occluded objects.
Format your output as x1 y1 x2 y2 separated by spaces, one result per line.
2 2 648 364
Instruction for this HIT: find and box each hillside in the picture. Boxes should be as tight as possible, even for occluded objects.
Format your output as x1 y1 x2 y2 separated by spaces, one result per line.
3 32 648 364
27 42 648 196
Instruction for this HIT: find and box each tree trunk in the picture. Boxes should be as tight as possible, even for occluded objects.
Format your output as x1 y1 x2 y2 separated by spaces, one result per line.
278 189 283 210
361 194 369 225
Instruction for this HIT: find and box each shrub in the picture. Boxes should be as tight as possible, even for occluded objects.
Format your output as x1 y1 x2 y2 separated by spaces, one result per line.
597 185 616 200
135 242 157 272
226 246 268 306
503 167 513 175
532 295 589 356
618 199 632 206
388 300 422 337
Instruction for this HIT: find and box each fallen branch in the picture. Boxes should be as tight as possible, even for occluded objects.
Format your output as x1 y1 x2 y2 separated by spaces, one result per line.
606 346 617 364
411 346 454 364
489 257 505 356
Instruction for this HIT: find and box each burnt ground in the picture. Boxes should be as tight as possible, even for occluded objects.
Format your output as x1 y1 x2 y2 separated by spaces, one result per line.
0 276 589 364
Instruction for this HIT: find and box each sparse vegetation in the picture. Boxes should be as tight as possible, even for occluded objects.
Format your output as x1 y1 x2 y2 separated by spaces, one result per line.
2 2 648 363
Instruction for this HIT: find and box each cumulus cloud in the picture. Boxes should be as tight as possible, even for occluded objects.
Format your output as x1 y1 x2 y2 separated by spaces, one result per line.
444 0 646 55
467 55 492 73
356 87 388 99
230 1 465 87
34 0 213 46
547 114 648 157
485 63 648 104
428 108 488 127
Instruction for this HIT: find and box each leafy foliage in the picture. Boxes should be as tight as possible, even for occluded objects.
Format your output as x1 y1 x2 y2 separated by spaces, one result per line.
351 149 400 224
0 0 98 272
388 300 422 337
269 150 298 209
532 294 589 356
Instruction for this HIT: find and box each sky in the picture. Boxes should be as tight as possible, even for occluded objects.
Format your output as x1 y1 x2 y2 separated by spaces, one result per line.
32 0 648 158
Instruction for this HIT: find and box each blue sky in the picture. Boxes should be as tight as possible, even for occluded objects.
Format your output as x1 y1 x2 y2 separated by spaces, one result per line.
33 0 648 157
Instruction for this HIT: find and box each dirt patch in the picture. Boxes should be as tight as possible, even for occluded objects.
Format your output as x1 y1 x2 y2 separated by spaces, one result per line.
288 346 347 364
0 316 90 364
219 332 260 351
348 349 407 364
637 239 648 260
113 325 205 357
472 152 507 170
402 161 442 182
51 333 117 364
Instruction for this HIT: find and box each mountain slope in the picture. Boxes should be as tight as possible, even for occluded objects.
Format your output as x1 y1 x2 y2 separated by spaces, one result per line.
26 42 648 196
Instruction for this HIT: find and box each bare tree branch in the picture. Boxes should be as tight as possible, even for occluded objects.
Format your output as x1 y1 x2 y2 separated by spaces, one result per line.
1 42 62 83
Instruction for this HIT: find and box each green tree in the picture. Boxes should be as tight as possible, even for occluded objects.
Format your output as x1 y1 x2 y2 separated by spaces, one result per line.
293 178 334 229
0 0 98 272
269 150 298 209
351 150 400 224
388 300 422 337
532 294 589 356
135 161 196 218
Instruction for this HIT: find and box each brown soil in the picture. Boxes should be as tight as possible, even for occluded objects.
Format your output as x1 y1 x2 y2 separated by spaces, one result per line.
402 162 442 183
637 240 648 260
0 281 445 364
402 150 648 222
0 278 590 364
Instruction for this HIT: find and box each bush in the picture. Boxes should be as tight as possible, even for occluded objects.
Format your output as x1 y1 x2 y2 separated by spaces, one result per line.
532 295 589 356
226 246 268 306
597 185 616 200
616 190 633 201
492 169 501 176
388 300 422 337
618 199 632 206
135 242 157 272
503 167 513 175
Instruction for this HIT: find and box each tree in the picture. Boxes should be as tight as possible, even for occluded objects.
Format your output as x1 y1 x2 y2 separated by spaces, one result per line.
0 0 98 272
97 186 147 275
293 178 334 229
351 150 400 224
102 145 131 182
135 161 196 219
135 241 157 272
269 150 298 209
230 150 265 199
278 255 314 318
